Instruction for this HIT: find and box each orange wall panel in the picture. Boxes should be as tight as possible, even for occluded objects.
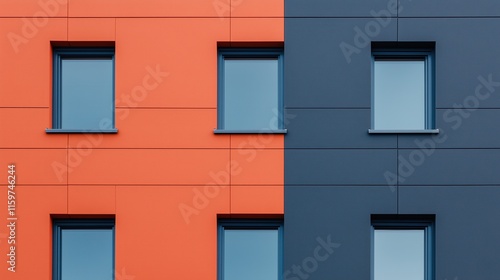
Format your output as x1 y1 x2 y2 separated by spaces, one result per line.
0 0 68 17
0 108 67 149
1 1 285 279
231 0 284 17
231 185 283 214
68 149 230 185
231 134 284 149
69 0 222 17
116 186 229 279
68 185 116 214
68 109 229 149
0 185 67 279
68 18 116 41
231 18 284 42
230 149 284 185
0 18 67 107
0 149 68 185
115 18 229 108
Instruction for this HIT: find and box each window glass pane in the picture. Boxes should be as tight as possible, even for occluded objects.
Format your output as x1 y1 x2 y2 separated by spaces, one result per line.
61 59 113 130
374 229 425 280
224 58 279 130
224 229 278 280
374 60 425 130
61 229 113 280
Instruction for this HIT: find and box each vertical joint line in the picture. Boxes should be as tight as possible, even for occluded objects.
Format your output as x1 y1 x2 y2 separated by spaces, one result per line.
396 1 399 41
66 0 69 39
229 0 232 42
396 134 399 214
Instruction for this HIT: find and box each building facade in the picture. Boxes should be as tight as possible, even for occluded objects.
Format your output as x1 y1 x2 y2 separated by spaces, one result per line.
1 0 284 279
284 1 500 280
2 0 500 279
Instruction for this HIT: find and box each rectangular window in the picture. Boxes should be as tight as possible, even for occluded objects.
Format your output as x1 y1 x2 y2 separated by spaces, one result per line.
218 219 283 280
215 48 286 134
370 44 437 133
47 48 117 133
371 215 434 280
53 219 115 280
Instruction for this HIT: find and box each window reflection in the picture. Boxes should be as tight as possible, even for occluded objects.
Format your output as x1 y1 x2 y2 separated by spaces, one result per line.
61 229 113 280
374 229 425 280
224 58 279 130
374 60 426 130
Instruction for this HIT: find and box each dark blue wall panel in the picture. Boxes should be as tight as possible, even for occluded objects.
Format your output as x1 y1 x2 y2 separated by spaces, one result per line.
286 0 399 17
284 1 500 280
400 187 500 279
399 0 500 17
285 18 396 108
285 186 397 280
286 149 397 185
397 149 500 186
285 109 396 149
399 109 500 149
398 19 500 109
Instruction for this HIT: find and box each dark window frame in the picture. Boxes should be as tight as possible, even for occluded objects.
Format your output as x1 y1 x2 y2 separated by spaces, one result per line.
214 48 286 134
369 45 438 134
218 219 284 280
47 47 117 134
52 219 115 280
371 215 435 280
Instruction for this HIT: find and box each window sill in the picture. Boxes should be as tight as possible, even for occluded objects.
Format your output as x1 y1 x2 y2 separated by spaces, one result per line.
368 129 439 134
214 129 287 134
46 129 118 134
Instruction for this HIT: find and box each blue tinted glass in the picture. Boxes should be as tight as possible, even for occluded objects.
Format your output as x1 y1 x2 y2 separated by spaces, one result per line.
224 58 279 130
61 59 113 130
374 60 425 130
374 229 425 280
224 229 278 280
61 229 113 280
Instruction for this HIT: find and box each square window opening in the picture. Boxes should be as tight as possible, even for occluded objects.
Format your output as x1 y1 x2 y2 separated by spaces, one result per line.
371 215 435 280
218 219 284 280
215 48 286 134
370 44 436 133
47 47 117 134
52 219 115 280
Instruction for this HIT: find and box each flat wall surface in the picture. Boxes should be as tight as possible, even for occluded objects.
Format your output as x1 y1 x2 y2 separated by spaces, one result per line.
284 1 500 279
0 1 284 279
